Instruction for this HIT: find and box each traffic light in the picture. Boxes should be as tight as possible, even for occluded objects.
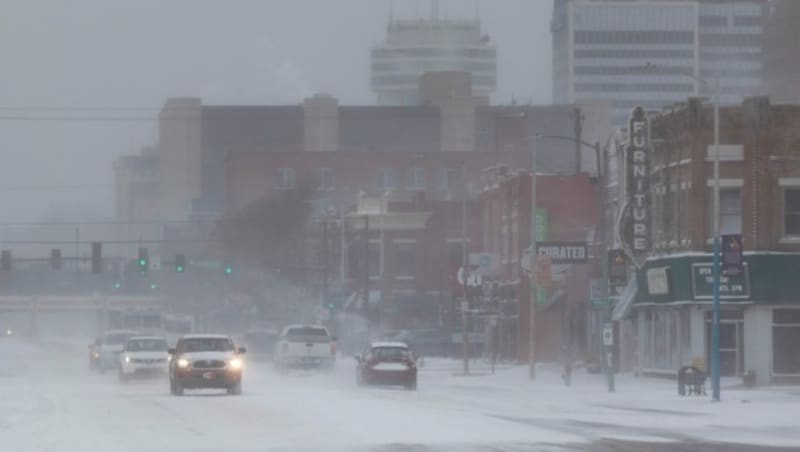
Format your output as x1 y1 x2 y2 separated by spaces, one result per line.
223 261 233 275
113 282 122 290
175 253 186 273
138 247 149 277
1 250 11 271
51 249 62 270
91 242 102 274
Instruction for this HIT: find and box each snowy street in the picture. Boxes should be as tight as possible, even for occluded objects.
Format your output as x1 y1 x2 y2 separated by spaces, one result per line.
2 337 800 452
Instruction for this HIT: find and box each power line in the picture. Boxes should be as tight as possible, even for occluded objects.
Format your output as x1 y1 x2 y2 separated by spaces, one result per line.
0 184 113 191
0 220 216 227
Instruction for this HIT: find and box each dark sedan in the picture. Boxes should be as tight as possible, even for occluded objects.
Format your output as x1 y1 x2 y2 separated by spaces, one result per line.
355 342 417 390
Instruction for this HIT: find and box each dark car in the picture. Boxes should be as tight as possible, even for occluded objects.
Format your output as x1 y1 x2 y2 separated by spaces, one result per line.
168 334 246 396
241 329 278 361
405 328 451 357
355 342 417 390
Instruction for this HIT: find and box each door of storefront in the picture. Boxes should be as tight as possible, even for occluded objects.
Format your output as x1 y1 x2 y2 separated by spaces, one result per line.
705 311 745 377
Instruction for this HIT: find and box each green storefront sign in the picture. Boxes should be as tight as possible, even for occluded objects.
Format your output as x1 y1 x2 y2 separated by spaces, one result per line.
636 253 800 306
690 263 750 300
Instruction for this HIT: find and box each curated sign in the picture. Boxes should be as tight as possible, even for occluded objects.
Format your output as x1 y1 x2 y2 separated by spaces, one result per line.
691 263 750 300
537 242 588 264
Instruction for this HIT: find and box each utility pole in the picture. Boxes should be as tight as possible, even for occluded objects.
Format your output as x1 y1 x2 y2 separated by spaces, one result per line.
364 215 370 338
574 107 583 174
596 141 615 393
322 220 329 315
461 166 470 376
528 132 538 380
711 76 722 402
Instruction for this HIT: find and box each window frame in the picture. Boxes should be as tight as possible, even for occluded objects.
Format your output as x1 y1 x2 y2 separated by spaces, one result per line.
274 168 296 190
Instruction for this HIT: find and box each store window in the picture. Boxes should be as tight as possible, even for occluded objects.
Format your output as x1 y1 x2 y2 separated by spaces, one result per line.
773 309 800 375
640 309 691 371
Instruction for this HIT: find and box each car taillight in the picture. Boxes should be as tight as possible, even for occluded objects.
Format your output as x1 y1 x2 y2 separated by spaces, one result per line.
281 343 289 354
330 342 337 356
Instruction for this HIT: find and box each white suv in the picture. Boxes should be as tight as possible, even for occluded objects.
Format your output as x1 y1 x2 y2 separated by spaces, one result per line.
118 336 170 382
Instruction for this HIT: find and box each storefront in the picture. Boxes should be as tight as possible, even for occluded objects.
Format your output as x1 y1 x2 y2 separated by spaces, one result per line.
633 253 800 385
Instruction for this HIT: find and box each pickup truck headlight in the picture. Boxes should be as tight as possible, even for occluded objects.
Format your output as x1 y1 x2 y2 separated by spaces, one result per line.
228 358 242 370
177 358 189 369
124 356 131 363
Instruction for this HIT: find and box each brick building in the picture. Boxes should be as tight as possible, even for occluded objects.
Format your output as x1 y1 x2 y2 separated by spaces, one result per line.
479 166 599 363
627 97 800 385
337 193 482 332
118 72 610 224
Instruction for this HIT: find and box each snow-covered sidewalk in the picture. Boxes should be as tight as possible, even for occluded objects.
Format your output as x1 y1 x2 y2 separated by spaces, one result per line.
418 358 800 447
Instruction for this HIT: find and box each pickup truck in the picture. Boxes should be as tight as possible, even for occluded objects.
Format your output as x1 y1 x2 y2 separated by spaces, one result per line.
274 325 336 370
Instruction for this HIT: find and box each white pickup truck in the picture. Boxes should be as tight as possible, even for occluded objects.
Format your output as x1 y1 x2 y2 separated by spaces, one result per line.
274 325 336 369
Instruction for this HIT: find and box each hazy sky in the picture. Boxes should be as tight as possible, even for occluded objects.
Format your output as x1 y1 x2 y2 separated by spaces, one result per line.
0 0 552 222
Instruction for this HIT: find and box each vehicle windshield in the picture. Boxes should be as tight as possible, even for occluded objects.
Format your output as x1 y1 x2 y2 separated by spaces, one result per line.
178 338 234 353
285 327 329 343
125 339 168 352
103 334 134 345
371 347 410 360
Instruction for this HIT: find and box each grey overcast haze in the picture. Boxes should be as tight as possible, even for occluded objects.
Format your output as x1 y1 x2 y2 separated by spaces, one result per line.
0 0 552 222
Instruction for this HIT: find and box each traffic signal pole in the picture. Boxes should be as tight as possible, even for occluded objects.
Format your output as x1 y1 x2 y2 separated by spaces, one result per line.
322 220 329 313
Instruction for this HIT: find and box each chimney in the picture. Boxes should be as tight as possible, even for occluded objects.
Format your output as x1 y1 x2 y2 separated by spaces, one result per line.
303 93 339 152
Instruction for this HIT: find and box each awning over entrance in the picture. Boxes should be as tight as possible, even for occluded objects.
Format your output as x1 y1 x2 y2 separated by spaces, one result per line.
612 277 637 321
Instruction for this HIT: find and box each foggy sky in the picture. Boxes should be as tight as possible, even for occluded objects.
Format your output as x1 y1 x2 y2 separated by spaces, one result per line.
0 0 552 223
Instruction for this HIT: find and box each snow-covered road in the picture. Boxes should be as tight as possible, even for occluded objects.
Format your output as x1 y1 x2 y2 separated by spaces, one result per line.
2 337 800 451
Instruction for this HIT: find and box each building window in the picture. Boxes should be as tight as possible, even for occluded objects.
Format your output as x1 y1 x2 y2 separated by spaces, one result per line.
393 241 416 279
314 168 334 191
376 168 395 191
407 167 426 191
709 188 742 236
447 241 466 268
784 189 800 236
274 168 295 190
772 309 800 375
436 168 459 192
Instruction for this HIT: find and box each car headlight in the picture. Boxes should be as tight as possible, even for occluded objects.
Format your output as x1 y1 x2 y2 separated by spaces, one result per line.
5 329 11 336
124 356 131 363
228 358 242 370
177 358 189 368
92 352 100 359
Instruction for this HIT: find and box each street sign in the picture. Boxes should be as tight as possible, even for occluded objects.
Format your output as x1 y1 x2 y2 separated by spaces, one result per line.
608 249 628 286
536 242 588 264
469 253 500 276
603 323 614 347
592 298 613 307
691 263 750 300
721 234 744 276
535 255 553 288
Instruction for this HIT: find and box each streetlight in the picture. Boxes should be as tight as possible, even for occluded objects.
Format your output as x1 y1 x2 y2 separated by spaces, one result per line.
642 62 722 401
